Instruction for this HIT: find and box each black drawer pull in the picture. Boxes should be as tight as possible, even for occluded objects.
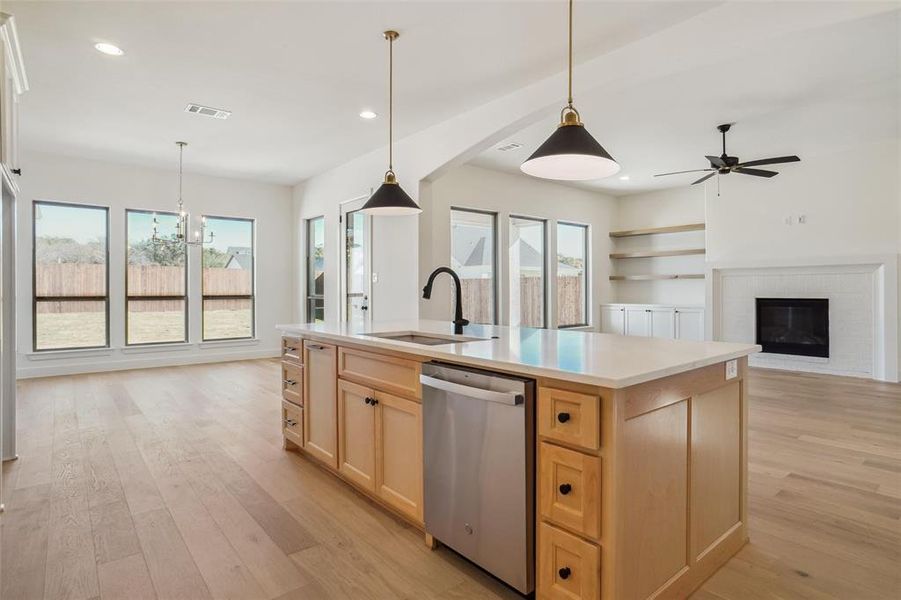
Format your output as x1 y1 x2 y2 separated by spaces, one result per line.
557 412 571 423
559 567 571 580
559 483 572 495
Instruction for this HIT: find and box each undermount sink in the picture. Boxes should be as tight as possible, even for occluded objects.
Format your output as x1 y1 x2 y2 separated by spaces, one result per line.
364 331 487 346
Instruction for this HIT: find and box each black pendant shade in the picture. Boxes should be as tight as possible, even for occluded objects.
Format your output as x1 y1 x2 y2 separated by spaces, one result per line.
520 122 620 181
362 173 420 216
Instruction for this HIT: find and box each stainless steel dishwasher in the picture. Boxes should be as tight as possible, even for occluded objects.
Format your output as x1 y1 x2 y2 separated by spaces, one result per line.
421 362 535 595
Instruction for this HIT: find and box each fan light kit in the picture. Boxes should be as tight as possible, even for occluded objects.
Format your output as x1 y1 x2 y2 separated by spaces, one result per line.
360 30 421 216
655 123 800 195
151 142 215 248
520 0 619 181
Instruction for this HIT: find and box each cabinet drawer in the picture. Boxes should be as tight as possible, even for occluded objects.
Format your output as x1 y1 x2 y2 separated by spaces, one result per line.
282 336 302 364
538 522 600 600
539 443 601 540
338 347 421 400
282 400 303 447
282 362 303 406
538 387 600 450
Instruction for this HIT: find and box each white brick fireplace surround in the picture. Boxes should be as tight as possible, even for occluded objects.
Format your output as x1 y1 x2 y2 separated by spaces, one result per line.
707 256 899 382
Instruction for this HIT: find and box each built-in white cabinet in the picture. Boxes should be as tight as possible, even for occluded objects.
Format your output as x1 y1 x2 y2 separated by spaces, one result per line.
600 305 625 335
600 304 705 341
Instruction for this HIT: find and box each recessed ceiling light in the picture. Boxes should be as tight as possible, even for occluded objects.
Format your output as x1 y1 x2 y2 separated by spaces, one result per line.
94 42 124 56
619 175 630 181
359 110 377 120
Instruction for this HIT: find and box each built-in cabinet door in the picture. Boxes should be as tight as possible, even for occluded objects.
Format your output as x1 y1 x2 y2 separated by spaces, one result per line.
675 309 705 342
624 307 650 337
337 379 376 491
376 391 423 523
599 306 625 335
649 308 676 339
303 341 338 469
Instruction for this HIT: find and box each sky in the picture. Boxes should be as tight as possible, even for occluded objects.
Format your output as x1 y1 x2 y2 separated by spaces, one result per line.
35 203 106 244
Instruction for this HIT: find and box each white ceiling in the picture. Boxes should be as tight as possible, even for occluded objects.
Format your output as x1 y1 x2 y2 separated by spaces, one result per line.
9 0 717 185
472 8 901 196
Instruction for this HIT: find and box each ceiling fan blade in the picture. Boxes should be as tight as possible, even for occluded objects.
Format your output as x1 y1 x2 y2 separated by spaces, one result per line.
654 168 714 177
736 155 800 168
691 172 716 185
733 167 778 178
705 155 726 168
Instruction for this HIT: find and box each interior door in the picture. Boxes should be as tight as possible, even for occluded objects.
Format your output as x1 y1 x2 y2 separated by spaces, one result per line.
341 197 372 330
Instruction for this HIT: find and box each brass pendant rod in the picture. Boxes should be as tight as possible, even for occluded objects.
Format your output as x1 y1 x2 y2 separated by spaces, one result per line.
567 0 573 108
388 32 394 172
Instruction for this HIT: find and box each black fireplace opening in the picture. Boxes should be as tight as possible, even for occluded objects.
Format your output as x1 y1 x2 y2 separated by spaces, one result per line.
755 298 829 358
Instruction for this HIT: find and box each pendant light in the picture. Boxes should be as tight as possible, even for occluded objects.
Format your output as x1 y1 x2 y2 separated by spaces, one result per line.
360 30 421 216
152 141 214 247
520 0 620 181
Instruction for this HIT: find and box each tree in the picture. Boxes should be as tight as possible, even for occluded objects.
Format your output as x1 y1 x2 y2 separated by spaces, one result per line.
202 247 229 268
128 238 185 266
35 236 106 264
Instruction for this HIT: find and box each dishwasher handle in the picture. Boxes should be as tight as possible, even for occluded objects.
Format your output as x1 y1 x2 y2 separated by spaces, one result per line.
420 374 523 406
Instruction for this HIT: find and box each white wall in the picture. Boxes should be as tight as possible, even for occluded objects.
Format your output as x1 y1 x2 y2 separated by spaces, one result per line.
613 186 707 305
16 150 294 377
706 140 899 263
421 164 617 328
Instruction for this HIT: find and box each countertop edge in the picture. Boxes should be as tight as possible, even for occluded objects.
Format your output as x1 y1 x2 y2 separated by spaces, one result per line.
276 325 760 389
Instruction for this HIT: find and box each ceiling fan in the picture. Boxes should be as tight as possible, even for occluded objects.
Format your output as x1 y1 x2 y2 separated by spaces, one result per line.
655 123 800 186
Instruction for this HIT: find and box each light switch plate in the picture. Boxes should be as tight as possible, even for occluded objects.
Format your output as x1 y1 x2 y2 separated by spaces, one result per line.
725 359 738 380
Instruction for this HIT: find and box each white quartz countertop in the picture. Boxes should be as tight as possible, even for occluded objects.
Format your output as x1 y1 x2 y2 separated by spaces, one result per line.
277 320 759 389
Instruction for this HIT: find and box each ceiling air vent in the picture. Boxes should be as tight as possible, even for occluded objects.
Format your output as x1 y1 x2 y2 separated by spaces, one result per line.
185 103 232 120
497 142 522 152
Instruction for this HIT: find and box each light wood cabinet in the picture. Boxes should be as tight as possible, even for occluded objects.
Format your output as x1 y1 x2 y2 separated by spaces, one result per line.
375 391 423 522
282 400 303 449
338 346 421 400
537 522 600 600
282 336 303 364
539 442 601 540
538 387 600 451
303 340 338 469
337 379 376 491
281 362 302 406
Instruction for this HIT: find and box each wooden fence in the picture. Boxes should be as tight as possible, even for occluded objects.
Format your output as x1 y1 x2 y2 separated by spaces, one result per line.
461 275 584 326
35 264 252 313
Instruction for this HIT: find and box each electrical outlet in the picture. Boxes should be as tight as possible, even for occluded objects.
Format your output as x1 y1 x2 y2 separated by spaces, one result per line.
725 359 738 380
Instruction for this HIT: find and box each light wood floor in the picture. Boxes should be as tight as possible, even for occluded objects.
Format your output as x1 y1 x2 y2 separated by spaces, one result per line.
1 361 898 600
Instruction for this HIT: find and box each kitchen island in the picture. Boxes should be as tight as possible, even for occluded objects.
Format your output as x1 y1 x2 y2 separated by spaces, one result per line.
276 320 759 600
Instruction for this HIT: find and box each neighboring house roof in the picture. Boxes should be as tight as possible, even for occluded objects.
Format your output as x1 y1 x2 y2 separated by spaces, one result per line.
452 229 582 278
224 246 252 270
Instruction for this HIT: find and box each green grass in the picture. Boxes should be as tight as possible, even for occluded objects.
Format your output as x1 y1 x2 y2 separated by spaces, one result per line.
35 309 253 349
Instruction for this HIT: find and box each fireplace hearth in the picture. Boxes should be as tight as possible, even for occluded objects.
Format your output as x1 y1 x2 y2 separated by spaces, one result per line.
756 298 829 358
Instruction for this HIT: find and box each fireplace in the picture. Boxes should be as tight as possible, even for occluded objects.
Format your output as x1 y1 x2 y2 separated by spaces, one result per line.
755 298 829 358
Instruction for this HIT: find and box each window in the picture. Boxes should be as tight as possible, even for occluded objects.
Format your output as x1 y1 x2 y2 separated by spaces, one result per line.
556 222 589 328
306 216 325 322
126 210 187 345
33 201 109 350
509 216 546 328
202 216 254 340
450 208 496 324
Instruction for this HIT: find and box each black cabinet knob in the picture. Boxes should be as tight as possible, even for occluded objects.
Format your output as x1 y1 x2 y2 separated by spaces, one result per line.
558 567 571 580
371 398 379 406
557 412 571 423
559 483 572 495
364 397 372 405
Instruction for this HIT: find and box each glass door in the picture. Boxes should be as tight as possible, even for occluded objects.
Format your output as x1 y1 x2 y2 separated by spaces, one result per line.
341 197 371 330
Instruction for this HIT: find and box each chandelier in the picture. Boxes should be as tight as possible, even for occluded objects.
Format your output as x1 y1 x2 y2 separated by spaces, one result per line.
152 141 214 247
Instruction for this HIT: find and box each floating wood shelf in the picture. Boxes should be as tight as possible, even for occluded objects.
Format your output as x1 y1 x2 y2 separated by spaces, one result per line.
609 223 705 238
609 274 706 281
610 248 705 259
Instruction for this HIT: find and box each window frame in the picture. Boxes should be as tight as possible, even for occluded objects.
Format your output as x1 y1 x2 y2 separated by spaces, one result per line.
124 208 189 346
450 206 499 325
200 214 256 342
508 214 548 329
305 216 325 323
555 220 590 329
32 199 111 352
